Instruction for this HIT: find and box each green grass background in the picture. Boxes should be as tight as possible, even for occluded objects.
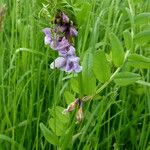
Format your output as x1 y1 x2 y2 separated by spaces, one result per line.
0 0 150 149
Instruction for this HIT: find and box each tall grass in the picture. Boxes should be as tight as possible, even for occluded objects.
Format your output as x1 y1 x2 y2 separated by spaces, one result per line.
0 0 150 149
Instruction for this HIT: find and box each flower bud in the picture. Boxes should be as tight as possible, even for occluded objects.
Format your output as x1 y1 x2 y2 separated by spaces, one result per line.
62 99 79 114
76 107 83 123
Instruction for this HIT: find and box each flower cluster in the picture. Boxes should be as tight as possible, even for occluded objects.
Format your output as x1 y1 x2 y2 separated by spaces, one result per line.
43 12 82 73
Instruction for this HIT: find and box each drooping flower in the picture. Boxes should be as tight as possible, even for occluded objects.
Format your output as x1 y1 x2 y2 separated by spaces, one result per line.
58 45 75 57
62 12 69 24
56 37 70 51
76 107 84 123
50 57 66 70
65 56 82 73
43 28 57 50
62 99 80 114
62 98 84 123
43 28 51 45
69 26 78 37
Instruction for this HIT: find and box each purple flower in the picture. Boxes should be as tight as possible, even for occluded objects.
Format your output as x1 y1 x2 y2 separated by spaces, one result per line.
55 25 67 33
43 28 57 50
55 12 69 25
62 12 69 24
58 45 75 56
43 28 51 45
69 26 78 37
65 56 82 73
50 55 82 73
50 57 66 70
56 37 70 50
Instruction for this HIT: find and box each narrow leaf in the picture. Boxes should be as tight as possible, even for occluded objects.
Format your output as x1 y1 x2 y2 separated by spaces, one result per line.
134 30 150 45
114 72 141 86
123 30 133 51
128 54 150 69
135 13 150 26
110 33 125 67
93 50 111 83
82 51 96 95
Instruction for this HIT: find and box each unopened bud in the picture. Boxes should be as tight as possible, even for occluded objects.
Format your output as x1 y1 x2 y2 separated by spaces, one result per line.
62 99 79 114
76 107 83 123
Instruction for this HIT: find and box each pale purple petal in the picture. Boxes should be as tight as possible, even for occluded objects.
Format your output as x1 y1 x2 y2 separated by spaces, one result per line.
59 45 75 57
68 56 80 63
74 66 82 73
50 57 66 69
43 28 52 45
62 12 69 23
70 27 78 36
67 46 75 55
55 25 67 33
65 56 82 73
56 37 70 50
50 41 57 50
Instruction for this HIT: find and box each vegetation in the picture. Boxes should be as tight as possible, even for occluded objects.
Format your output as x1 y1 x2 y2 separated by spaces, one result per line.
0 0 150 149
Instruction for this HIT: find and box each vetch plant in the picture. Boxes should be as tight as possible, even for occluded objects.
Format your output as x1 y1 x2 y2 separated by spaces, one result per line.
1 0 150 149
43 11 82 73
39 3 150 149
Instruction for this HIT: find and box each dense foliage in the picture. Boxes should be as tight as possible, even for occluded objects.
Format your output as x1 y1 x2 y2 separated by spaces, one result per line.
0 0 150 149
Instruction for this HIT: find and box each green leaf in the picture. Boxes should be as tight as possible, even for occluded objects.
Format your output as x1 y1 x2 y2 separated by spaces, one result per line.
76 2 91 26
49 106 69 124
93 50 111 83
136 80 150 87
64 91 75 105
49 118 66 136
110 33 125 67
82 51 96 95
135 13 150 26
48 106 70 136
40 123 58 146
134 30 150 45
123 30 133 51
114 72 141 86
70 78 79 93
128 54 150 69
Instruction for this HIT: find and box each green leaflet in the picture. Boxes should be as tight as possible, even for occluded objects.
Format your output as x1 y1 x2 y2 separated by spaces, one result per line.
70 78 79 93
114 72 141 86
49 106 69 124
110 33 125 67
123 30 133 51
128 54 150 69
49 118 67 136
75 2 91 27
40 123 59 146
93 50 111 83
134 30 150 45
64 91 75 105
82 51 96 95
135 13 150 26
48 106 69 136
